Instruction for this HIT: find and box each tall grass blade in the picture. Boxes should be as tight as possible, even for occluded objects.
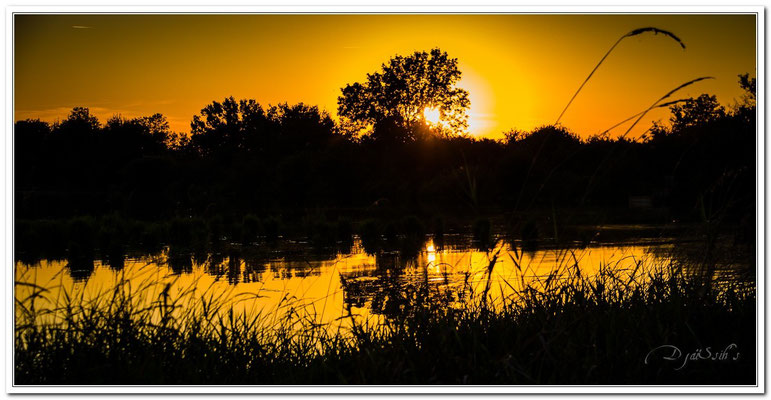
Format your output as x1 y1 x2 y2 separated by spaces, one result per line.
555 27 686 125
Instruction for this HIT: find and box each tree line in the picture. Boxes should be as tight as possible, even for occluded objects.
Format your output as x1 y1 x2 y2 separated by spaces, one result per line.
15 49 755 234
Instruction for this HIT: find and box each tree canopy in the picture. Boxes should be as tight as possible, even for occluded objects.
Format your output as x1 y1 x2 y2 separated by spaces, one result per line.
189 96 337 155
337 48 470 142
669 94 726 131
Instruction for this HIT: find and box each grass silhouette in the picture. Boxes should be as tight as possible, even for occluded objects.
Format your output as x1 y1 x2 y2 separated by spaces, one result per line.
555 27 687 125
15 252 754 385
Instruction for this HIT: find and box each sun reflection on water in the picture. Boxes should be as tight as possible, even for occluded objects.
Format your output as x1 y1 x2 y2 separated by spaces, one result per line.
16 236 682 335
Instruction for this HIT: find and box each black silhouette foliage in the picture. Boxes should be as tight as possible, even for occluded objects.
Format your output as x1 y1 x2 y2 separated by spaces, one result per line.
338 48 470 142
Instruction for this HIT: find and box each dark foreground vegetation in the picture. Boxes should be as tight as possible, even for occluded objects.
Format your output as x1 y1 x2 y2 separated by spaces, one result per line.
16 259 755 385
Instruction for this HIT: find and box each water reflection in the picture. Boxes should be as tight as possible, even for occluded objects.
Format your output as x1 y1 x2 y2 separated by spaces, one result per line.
17 233 754 334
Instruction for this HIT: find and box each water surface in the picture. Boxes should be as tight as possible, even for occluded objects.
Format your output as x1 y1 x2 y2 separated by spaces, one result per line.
19 233 730 331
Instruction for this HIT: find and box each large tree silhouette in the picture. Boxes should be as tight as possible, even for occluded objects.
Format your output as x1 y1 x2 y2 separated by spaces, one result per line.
337 48 470 142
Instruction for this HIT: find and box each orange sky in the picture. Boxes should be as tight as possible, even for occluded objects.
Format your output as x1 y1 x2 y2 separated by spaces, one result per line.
14 14 757 139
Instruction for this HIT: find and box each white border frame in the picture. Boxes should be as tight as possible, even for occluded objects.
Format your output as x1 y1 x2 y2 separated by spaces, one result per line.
3 5 765 395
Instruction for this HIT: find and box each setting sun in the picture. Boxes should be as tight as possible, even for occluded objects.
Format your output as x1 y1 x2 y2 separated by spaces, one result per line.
423 107 442 125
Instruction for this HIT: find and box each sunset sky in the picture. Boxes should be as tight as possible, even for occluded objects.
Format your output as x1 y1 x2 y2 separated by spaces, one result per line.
15 14 756 139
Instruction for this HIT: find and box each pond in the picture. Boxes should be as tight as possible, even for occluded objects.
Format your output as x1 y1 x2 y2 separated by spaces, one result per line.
15 228 751 333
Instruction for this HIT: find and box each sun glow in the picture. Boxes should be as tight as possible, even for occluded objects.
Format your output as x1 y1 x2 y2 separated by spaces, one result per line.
423 107 442 125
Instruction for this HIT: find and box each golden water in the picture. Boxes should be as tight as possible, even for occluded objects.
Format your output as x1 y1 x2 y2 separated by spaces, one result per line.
16 236 681 332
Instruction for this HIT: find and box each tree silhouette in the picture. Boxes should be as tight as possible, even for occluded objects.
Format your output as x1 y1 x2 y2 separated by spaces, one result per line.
738 73 756 104
338 48 470 142
59 107 100 132
104 113 171 157
55 107 101 146
735 73 757 125
189 97 273 155
50 107 102 163
669 94 726 131
189 97 337 155
266 102 336 150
